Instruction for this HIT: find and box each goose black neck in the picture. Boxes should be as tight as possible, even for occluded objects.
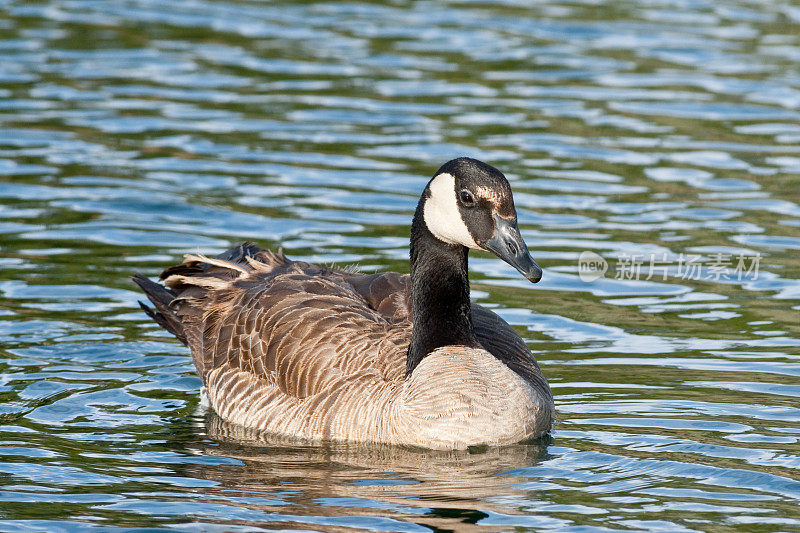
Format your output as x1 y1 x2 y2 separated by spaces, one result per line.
407 202 477 375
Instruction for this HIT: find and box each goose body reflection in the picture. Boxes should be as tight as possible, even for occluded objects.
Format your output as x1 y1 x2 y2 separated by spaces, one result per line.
177 411 551 532
135 158 553 449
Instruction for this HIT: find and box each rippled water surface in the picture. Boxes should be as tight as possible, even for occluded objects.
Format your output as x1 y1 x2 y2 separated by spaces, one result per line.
1 0 800 531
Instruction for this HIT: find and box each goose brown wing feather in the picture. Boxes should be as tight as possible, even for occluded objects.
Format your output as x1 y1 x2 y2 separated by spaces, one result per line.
345 272 412 321
163 252 409 399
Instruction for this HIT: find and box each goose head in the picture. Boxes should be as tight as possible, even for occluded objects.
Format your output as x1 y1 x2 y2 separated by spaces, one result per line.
421 157 542 283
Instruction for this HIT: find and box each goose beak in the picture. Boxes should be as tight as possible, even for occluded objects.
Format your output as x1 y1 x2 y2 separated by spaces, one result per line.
483 214 542 283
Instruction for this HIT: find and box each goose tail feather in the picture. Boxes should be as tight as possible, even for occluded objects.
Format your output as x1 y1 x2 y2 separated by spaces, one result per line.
132 273 188 345
133 243 291 347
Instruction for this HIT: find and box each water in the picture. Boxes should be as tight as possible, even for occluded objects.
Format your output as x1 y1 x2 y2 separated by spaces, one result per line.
0 0 799 530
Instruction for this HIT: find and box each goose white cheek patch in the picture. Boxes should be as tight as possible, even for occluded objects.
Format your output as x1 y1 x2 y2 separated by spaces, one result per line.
423 173 480 249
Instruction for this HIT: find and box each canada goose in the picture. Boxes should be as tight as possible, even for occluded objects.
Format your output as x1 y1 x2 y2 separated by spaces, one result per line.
134 157 553 449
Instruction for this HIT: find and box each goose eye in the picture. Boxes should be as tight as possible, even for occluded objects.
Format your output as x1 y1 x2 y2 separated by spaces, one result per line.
459 190 476 206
